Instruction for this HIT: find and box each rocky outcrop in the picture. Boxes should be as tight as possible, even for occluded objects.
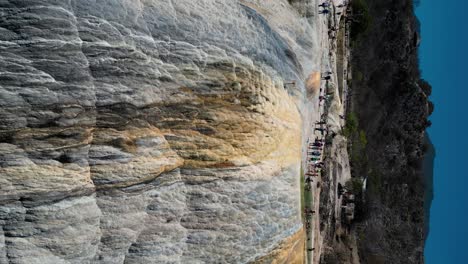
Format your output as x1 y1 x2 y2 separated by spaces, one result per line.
0 0 325 263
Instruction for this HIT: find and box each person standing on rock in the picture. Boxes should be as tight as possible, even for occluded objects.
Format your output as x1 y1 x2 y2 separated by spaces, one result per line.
307 209 316 215
319 9 330 14
306 170 319 176
283 80 296 89
319 2 330 8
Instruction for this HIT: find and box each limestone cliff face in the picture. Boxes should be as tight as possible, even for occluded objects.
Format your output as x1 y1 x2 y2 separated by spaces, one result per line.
0 0 323 263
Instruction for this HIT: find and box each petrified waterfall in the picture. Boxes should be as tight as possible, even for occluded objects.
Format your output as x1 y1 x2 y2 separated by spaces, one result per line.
0 0 324 263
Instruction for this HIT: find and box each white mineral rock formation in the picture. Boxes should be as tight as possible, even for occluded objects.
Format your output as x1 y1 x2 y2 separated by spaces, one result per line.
0 0 326 263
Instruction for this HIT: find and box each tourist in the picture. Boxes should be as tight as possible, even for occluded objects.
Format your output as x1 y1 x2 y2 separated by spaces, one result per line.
318 2 330 8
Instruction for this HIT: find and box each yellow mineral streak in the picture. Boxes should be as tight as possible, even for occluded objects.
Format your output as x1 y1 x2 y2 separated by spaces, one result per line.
250 228 305 264
160 69 302 170
306 71 321 96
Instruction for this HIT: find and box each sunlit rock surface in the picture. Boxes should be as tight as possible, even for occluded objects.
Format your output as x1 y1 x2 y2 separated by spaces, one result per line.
0 0 323 263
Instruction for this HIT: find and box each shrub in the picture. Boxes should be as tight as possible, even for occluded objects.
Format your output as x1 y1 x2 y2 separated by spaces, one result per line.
345 177 364 195
342 112 359 138
367 169 382 197
342 113 369 176
350 0 372 41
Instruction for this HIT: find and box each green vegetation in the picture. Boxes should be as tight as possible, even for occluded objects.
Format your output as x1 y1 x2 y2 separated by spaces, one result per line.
340 80 388 217
300 165 305 220
342 113 368 174
367 168 382 197
305 188 312 206
342 112 358 138
350 0 372 42
352 130 368 166
342 112 371 218
345 177 364 195
300 165 312 221
355 70 364 83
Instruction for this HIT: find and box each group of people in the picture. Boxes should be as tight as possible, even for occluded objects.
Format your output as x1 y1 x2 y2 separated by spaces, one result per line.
318 1 330 14
319 0 349 16
303 72 333 239
303 136 327 252
304 0 352 256
304 130 327 202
